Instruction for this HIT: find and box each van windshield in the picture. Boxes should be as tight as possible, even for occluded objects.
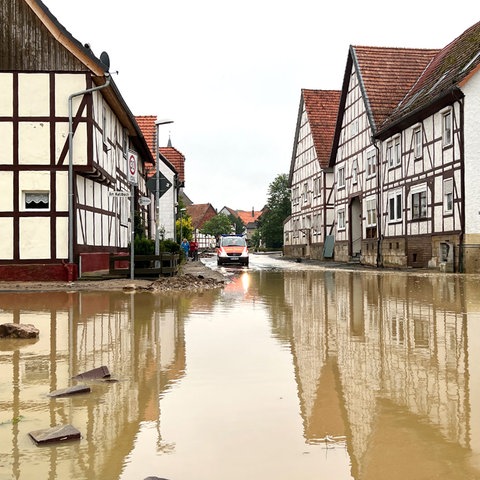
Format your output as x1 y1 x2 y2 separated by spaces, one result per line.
220 236 246 247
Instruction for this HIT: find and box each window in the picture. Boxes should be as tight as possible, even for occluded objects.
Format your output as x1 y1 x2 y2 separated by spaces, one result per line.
442 110 452 146
411 189 427 219
413 127 422 158
24 191 49 210
302 182 309 203
388 191 402 222
313 176 322 197
386 141 393 167
351 119 359 137
338 166 345 188
393 136 401 166
352 158 358 184
443 178 453 213
366 198 376 227
338 209 346 230
366 150 376 177
386 137 401 167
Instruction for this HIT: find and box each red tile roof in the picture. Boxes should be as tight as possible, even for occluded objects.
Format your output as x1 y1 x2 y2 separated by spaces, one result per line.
135 116 185 182
135 115 157 159
186 203 217 229
352 46 438 131
383 21 480 131
236 209 263 226
302 89 341 169
159 146 185 184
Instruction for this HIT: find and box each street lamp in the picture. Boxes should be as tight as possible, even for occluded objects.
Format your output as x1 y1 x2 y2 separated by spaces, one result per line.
154 119 174 261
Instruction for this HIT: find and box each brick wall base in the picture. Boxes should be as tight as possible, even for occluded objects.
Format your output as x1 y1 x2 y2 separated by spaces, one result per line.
0 263 78 282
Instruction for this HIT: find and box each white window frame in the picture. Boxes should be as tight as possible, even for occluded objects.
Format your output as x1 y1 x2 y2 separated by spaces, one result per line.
393 135 401 166
442 109 452 146
386 140 393 167
366 197 377 227
337 166 345 188
413 126 422 159
350 119 359 137
443 178 453 213
411 186 427 220
352 158 358 184
388 190 402 222
366 149 376 178
24 191 50 211
337 209 346 230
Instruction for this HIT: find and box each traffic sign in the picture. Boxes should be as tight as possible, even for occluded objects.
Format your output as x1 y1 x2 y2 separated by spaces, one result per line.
128 151 138 185
146 172 172 197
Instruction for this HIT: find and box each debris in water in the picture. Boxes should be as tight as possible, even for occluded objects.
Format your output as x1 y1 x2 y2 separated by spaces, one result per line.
72 366 110 380
48 385 91 397
29 424 81 444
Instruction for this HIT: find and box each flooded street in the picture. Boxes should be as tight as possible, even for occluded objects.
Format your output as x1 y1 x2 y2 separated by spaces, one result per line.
1 254 480 480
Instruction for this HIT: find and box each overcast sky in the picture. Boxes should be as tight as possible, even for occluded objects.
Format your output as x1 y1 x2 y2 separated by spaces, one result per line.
44 0 477 212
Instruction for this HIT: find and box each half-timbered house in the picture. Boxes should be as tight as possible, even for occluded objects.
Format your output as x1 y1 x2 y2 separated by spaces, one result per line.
287 21 480 273
330 22 480 273
375 23 480 273
0 0 154 280
284 89 340 259
330 46 437 265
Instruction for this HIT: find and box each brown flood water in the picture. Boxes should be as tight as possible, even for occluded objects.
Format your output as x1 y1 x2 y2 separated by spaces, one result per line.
1 268 480 480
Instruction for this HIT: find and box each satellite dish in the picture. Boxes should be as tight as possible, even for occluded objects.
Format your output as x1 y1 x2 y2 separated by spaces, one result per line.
100 51 110 71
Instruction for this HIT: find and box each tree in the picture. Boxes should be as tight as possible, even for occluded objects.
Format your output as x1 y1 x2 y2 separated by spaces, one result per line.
228 214 245 235
201 214 233 239
258 173 291 249
176 215 193 243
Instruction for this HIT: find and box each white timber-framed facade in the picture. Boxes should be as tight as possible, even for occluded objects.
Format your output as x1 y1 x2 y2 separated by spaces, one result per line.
0 0 154 281
285 21 480 273
284 89 340 259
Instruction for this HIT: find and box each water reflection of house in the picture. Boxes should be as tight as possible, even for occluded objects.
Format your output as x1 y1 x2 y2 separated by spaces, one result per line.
279 270 480 477
0 291 187 479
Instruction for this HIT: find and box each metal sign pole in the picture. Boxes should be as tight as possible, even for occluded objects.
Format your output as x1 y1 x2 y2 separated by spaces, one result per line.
130 181 135 280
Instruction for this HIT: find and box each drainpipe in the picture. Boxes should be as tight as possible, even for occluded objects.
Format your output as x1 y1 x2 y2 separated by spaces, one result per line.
373 139 383 268
68 73 111 264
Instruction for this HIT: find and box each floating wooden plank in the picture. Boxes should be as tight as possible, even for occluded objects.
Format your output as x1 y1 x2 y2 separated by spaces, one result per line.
48 384 91 397
72 366 110 380
29 424 81 444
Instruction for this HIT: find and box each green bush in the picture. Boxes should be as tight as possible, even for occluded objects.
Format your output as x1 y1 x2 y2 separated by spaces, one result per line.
160 239 180 254
134 235 155 255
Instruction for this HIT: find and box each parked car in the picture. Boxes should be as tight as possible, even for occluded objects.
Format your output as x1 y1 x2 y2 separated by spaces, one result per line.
216 235 249 266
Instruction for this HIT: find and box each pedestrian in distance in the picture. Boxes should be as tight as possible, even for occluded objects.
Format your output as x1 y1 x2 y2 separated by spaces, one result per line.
181 238 190 260
189 239 199 261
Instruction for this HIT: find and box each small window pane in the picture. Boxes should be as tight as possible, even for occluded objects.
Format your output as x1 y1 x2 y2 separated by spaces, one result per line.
25 192 49 210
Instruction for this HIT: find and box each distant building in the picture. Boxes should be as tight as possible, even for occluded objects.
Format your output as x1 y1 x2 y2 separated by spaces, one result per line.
136 116 183 241
186 203 217 249
219 207 264 241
